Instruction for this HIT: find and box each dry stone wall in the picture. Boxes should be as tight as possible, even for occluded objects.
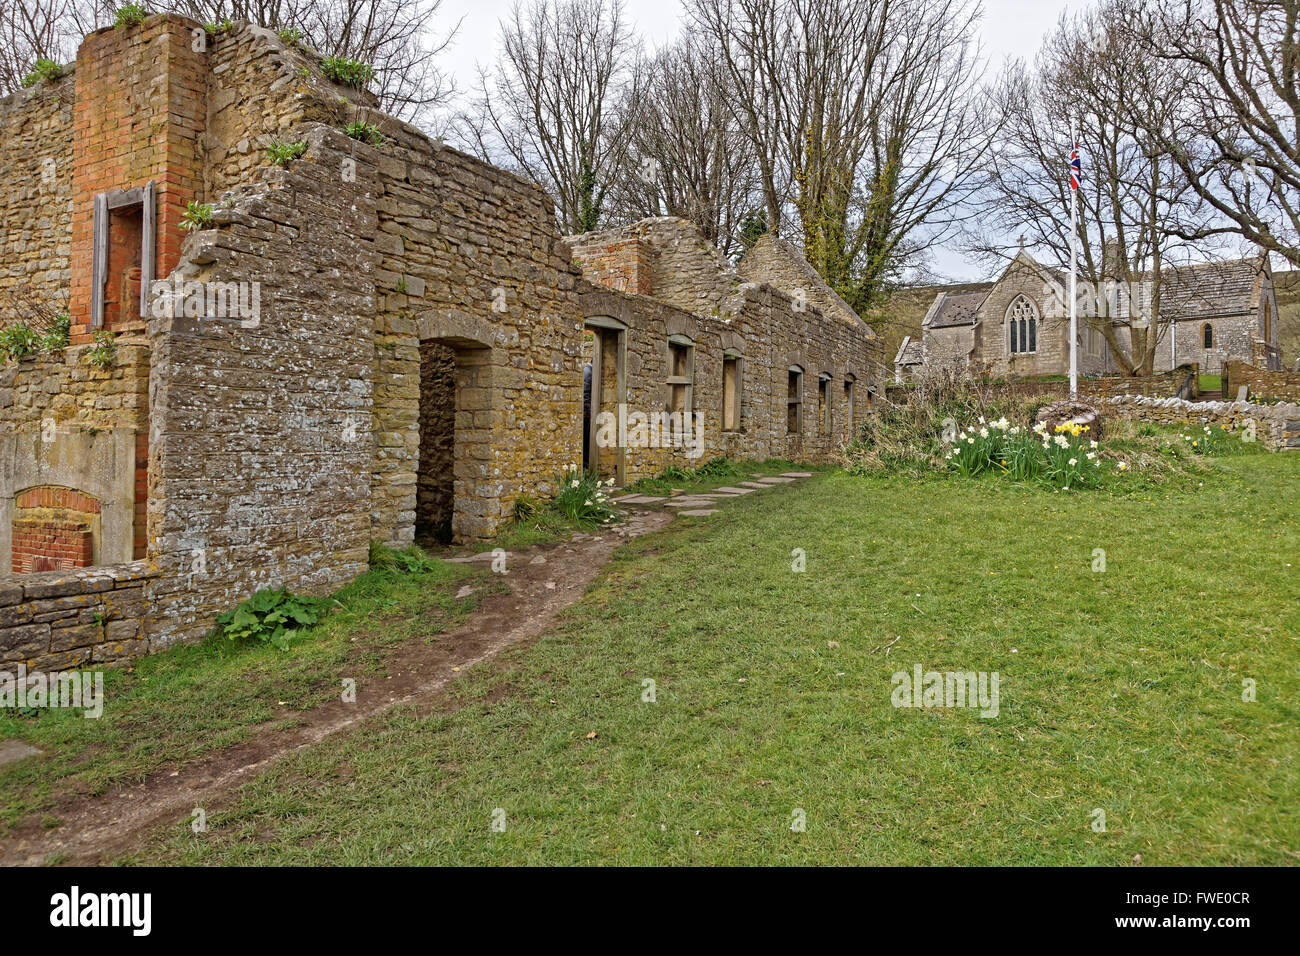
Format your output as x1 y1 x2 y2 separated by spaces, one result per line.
0 562 155 673
1104 394 1300 451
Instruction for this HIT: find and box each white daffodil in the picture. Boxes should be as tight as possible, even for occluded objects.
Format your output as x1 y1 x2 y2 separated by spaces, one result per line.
1068 458 1077 466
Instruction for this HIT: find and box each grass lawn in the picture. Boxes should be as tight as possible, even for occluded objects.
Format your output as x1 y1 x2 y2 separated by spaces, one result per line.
0 556 480 831
126 453 1298 866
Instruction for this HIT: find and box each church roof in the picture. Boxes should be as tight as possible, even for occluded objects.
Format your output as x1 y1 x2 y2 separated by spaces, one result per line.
894 335 923 366
923 290 985 329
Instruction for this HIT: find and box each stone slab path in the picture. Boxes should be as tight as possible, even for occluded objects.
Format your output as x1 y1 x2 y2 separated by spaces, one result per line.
616 471 816 521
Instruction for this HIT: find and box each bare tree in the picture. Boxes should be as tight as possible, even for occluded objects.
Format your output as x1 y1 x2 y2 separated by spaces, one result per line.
0 0 93 94
458 0 641 234
1126 0 1299 267
604 36 759 256
974 0 1223 374
1 0 458 122
685 0 994 310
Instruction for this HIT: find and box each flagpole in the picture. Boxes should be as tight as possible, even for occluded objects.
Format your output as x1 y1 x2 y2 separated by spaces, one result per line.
1069 127 1079 401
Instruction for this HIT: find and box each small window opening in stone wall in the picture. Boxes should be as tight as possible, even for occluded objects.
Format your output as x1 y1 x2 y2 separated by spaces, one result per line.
1203 323 1214 350
668 336 694 416
844 375 855 428
818 373 832 435
722 352 741 431
787 366 803 434
91 182 155 333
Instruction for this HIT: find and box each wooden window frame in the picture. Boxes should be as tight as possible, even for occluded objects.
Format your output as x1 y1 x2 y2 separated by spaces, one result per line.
90 181 156 328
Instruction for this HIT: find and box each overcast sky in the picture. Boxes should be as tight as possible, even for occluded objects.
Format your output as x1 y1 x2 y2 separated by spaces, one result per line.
435 0 1081 281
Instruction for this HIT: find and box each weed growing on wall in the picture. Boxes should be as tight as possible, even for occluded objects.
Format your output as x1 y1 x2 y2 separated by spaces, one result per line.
114 3 148 29
321 57 375 90
21 59 64 88
180 200 214 232
83 330 117 370
343 121 386 146
0 323 40 362
265 140 308 166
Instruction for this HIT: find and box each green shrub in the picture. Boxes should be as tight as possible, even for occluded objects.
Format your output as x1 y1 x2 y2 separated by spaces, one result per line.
83 330 116 370
114 3 148 28
214 588 335 650
265 139 307 166
321 57 375 89
38 313 71 352
21 59 63 88
0 323 39 362
277 27 300 45
180 200 214 232
343 120 385 146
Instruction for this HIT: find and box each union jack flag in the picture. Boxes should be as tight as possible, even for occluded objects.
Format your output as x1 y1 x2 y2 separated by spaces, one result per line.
1069 141 1082 190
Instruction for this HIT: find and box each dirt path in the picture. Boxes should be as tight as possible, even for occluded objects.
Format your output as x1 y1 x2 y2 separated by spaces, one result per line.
0 510 671 866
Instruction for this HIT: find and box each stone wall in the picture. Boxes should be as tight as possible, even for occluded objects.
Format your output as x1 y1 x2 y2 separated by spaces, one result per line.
0 70 74 322
0 344 149 570
1103 394 1300 452
145 122 379 647
569 219 878 478
0 562 155 673
360 120 584 544
1223 361 1300 402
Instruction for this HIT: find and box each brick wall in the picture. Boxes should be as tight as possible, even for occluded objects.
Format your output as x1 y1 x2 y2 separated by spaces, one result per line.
0 562 155 673
68 16 207 342
569 238 653 296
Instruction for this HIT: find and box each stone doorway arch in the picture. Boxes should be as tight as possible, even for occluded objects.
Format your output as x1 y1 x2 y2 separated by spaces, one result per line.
415 312 498 543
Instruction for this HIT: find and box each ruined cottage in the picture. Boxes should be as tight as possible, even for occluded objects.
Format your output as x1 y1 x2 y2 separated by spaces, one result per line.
0 17 878 671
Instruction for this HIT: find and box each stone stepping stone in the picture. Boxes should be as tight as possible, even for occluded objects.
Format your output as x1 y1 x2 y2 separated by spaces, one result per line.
757 476 795 483
0 740 41 767
665 498 716 507
780 472 814 478
678 509 718 516
616 495 667 504
711 486 755 494
447 551 513 563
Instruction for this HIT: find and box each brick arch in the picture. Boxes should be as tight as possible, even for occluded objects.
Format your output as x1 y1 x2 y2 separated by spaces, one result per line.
11 485 103 573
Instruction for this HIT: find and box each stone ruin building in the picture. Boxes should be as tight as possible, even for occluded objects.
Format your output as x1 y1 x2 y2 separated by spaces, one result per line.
0 16 880 672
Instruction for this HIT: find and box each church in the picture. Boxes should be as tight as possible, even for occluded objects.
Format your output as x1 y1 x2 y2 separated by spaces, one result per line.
895 249 1281 382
